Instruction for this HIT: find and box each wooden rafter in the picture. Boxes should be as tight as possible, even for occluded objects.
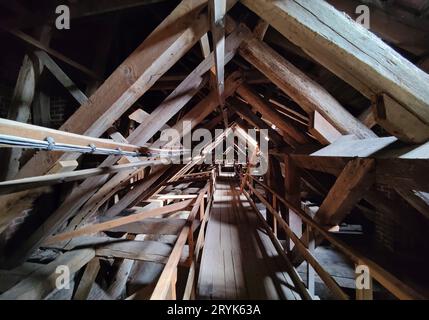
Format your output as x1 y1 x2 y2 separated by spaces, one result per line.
209 0 228 127
241 0 429 142
227 17 376 139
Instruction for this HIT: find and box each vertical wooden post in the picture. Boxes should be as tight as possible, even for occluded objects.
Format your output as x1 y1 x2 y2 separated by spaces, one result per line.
272 194 278 236
284 155 302 251
306 226 315 296
199 197 205 221
187 226 195 264
32 25 52 128
0 55 36 180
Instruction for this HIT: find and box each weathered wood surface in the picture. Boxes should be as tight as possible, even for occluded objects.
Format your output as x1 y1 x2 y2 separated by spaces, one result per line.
0 249 95 300
242 0 429 142
197 174 301 300
232 20 376 139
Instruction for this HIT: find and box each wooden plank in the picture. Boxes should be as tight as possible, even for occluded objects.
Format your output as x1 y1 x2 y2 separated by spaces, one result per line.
46 236 129 251
44 199 193 245
73 258 100 300
0 159 162 195
311 135 398 157
99 218 186 235
46 160 78 174
0 249 95 300
128 109 170 131
94 165 172 218
96 240 189 265
284 155 302 251
242 0 429 142
0 263 44 293
150 185 208 299
199 33 211 58
34 51 88 105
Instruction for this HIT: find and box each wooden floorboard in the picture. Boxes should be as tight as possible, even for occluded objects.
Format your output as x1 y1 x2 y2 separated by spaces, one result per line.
197 172 300 300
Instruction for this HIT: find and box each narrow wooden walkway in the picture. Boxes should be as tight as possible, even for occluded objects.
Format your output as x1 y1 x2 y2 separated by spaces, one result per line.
197 173 301 300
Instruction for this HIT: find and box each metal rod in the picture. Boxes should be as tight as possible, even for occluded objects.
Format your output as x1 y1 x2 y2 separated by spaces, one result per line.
0 134 190 158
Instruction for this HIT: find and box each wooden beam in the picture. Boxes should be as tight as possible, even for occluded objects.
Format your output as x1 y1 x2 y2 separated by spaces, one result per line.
4 29 101 80
199 33 211 58
291 155 429 193
100 218 186 235
3 70 240 269
209 0 227 107
231 19 376 139
0 159 163 195
129 26 244 146
13 0 233 180
242 0 429 142
0 55 36 181
0 249 95 300
311 135 398 157
246 186 348 300
34 51 88 105
0 118 144 153
236 84 309 146
102 165 174 218
253 19 269 40
245 176 426 300
315 158 375 226
327 0 429 56
95 240 189 265
1 0 172 30
284 154 302 251
44 199 193 245
395 189 429 220
31 26 52 128
228 97 284 146
309 111 342 145
373 93 429 143
358 107 377 129
150 185 208 299
73 258 100 300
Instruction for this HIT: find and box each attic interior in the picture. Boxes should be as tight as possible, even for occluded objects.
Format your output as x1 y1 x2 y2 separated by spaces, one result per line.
0 0 428 301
